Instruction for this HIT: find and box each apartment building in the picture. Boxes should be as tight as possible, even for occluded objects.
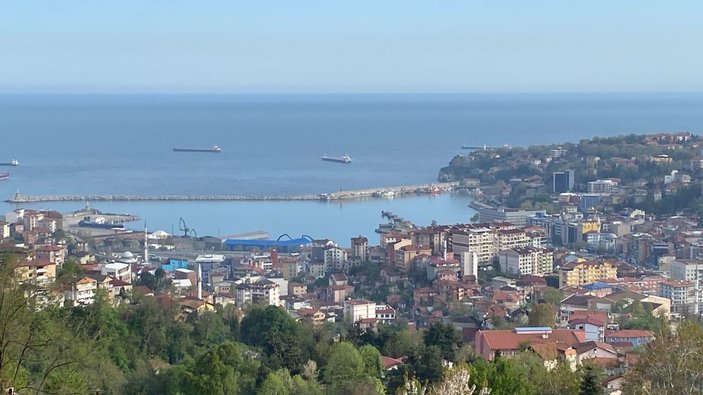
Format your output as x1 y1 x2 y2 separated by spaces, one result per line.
499 247 554 276
558 260 617 288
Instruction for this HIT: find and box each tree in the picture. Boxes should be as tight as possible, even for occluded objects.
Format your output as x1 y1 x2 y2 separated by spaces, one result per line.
528 304 556 328
240 306 311 373
622 321 703 395
359 345 384 379
578 363 604 395
323 342 365 394
540 287 563 305
423 322 462 362
258 369 291 395
397 364 491 395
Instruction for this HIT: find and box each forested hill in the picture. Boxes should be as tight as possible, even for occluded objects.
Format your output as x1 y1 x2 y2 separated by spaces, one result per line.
438 133 702 186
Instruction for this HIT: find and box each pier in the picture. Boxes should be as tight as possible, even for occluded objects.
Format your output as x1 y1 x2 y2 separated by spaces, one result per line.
6 182 459 204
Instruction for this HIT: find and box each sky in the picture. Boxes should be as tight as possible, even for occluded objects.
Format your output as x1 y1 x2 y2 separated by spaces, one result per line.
1 1 702 93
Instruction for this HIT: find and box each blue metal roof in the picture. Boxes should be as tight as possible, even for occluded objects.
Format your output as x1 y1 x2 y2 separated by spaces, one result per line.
224 238 311 247
582 281 612 291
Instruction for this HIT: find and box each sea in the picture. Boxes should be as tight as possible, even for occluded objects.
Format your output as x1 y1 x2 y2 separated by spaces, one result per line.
1 93 703 245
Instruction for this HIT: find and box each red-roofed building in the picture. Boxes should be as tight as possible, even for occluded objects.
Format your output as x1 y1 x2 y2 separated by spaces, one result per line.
605 329 654 348
475 327 585 361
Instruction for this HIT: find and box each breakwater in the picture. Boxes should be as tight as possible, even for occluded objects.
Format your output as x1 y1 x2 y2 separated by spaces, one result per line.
6 182 459 203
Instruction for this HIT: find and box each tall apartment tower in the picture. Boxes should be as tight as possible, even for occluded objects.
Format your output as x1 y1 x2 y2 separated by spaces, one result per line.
461 251 479 282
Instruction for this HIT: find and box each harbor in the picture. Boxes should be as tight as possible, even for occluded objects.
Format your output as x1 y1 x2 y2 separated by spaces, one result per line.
6 182 458 203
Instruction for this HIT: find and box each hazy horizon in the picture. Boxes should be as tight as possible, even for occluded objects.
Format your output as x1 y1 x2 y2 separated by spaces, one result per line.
3 1 703 94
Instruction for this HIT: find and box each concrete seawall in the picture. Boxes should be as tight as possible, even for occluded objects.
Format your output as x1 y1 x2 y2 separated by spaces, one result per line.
6 182 459 203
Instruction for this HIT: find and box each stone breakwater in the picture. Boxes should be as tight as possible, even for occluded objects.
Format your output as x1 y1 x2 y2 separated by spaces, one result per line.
6 182 458 203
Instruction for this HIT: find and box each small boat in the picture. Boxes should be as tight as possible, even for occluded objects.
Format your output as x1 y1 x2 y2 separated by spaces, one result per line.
322 154 351 164
173 145 222 153
0 172 9 181
0 159 19 166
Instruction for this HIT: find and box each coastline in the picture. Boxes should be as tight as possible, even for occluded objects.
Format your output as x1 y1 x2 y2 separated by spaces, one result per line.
5 182 458 203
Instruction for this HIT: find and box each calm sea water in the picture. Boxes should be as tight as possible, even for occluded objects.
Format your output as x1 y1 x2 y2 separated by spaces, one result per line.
1 93 702 244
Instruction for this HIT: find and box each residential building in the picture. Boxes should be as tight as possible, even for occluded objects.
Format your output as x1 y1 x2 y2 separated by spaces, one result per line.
350 236 369 262
494 228 530 252
395 245 432 272
344 299 377 323
235 276 281 306
451 227 495 265
34 244 66 266
658 279 698 315
605 330 655 348
14 258 56 285
323 246 347 270
101 262 132 283
475 327 585 362
558 260 617 288
669 259 703 314
587 179 619 193
499 247 554 276
67 276 98 306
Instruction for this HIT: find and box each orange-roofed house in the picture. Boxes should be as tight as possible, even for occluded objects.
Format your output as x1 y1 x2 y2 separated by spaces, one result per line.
475 327 585 362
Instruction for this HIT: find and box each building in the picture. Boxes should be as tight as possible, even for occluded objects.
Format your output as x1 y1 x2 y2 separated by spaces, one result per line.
668 259 703 314
451 227 495 264
558 260 617 288
587 179 619 193
66 276 98 306
14 258 56 285
499 247 554 276
658 279 698 315
351 236 369 262
344 299 377 323
494 228 530 252
101 262 132 283
475 327 585 362
478 207 546 227
235 276 281 306
395 245 432 272
324 246 348 271
34 244 66 266
553 170 575 194
604 330 654 348
460 251 478 281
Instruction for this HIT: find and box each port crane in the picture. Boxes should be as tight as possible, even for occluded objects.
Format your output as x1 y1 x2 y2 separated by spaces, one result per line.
178 217 197 238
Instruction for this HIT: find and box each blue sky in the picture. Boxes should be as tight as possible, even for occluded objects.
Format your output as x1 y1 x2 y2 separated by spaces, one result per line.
2 1 702 93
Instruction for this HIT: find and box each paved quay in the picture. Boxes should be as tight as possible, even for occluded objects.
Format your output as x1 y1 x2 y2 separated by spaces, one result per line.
6 182 458 203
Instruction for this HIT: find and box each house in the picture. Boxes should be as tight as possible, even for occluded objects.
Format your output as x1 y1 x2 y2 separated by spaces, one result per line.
573 341 618 365
475 327 586 361
568 316 606 342
381 356 404 371
605 329 654 348
101 262 132 283
66 276 98 306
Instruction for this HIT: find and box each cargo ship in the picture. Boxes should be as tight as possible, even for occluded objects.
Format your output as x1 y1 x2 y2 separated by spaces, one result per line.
0 172 8 181
173 145 222 153
0 159 19 166
322 154 352 164
78 216 125 229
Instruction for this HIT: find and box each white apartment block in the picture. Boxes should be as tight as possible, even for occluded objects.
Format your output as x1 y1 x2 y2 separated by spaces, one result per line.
452 227 495 264
587 179 619 193
668 259 703 314
344 299 377 323
499 247 554 276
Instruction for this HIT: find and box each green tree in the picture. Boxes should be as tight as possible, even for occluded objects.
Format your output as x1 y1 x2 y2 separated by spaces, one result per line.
323 342 365 394
359 344 384 379
424 322 462 361
622 321 703 395
578 363 604 395
258 369 291 395
528 304 556 328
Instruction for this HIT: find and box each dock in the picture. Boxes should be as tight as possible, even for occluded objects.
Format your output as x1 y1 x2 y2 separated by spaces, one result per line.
6 182 459 204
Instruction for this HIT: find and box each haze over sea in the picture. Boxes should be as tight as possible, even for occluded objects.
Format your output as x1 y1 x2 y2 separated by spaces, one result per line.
2 93 703 244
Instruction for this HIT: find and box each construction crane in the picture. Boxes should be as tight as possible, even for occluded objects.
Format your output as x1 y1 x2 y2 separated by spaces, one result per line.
178 217 197 238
